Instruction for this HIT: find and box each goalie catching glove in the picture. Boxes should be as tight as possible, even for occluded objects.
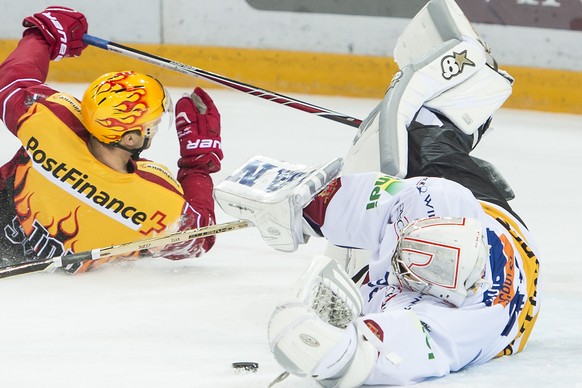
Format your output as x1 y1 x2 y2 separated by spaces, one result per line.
214 156 343 252
268 255 377 387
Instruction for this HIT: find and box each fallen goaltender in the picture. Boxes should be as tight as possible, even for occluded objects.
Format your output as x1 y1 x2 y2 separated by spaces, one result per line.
215 0 541 386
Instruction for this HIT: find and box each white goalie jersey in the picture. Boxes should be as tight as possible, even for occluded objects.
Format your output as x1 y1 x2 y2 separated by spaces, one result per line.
316 172 540 385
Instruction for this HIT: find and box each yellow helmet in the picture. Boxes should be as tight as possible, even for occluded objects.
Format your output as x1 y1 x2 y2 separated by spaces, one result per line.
81 71 172 144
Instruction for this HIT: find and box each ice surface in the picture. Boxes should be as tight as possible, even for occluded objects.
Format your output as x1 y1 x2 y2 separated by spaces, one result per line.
0 84 580 387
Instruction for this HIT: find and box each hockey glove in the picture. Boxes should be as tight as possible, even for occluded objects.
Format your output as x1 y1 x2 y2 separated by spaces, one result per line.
175 87 223 174
22 6 88 61
268 256 376 385
214 156 343 252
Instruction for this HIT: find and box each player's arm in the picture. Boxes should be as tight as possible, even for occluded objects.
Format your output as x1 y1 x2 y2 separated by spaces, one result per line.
303 173 406 251
305 174 487 251
214 165 407 253
0 6 88 132
214 162 487 254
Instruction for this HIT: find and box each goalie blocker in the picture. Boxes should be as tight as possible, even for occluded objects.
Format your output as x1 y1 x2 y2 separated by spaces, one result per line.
214 156 343 252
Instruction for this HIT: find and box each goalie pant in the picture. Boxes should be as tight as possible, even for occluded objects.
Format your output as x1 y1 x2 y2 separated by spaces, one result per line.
303 173 541 385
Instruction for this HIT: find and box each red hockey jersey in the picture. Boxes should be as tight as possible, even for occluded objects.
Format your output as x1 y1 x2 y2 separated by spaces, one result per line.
0 33 215 272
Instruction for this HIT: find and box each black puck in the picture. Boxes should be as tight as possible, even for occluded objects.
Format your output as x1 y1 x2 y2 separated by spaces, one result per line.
232 361 259 372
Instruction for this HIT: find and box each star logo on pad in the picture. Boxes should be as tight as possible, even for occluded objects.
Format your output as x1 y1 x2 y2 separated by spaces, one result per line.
441 50 476 80
453 50 475 72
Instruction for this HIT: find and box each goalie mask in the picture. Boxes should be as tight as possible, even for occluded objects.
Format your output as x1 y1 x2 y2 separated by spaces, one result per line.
81 71 173 146
389 217 488 307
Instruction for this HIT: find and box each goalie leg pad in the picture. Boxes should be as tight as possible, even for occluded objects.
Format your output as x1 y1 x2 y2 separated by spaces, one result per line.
377 36 495 178
322 337 377 388
394 0 487 66
394 0 513 139
348 0 512 179
424 63 512 142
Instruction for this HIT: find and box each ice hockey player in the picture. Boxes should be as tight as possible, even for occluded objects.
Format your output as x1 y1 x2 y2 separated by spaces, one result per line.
214 0 540 385
0 6 223 273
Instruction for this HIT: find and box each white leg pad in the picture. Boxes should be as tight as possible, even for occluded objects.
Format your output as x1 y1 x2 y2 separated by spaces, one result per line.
346 0 511 178
394 0 485 67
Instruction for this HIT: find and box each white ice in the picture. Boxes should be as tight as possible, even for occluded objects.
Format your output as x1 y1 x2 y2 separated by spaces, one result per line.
0 83 580 388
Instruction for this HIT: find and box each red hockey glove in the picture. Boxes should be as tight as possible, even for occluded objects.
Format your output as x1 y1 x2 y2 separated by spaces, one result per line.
175 87 223 174
22 6 88 61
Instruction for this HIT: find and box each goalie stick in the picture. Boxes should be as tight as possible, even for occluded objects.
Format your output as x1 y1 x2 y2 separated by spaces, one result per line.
82 34 362 128
0 220 249 280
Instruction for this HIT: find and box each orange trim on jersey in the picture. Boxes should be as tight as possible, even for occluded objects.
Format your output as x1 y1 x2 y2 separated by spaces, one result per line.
492 234 516 308
135 161 183 195
481 202 540 357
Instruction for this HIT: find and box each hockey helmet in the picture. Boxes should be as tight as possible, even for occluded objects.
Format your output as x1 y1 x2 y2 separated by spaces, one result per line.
389 217 488 307
81 71 173 144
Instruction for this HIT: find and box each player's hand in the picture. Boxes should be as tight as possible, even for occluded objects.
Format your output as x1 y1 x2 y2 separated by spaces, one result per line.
175 87 223 174
22 6 88 61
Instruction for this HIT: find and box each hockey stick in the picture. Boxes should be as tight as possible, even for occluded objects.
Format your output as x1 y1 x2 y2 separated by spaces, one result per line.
82 34 362 128
0 220 249 279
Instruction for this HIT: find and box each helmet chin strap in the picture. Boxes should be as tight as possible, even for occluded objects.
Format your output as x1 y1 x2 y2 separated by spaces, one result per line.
113 136 152 160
